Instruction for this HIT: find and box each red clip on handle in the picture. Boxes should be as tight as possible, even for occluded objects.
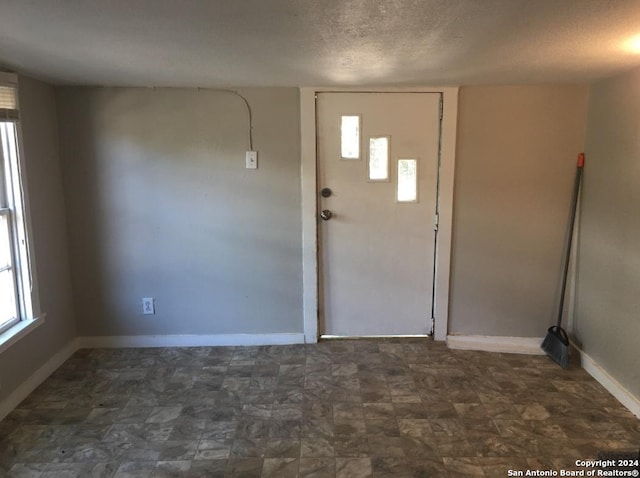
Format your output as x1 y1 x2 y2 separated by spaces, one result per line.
577 153 585 168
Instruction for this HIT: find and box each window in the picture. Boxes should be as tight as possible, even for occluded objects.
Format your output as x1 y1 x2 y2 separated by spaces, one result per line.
368 136 390 181
397 159 418 202
340 115 360 159
0 75 38 341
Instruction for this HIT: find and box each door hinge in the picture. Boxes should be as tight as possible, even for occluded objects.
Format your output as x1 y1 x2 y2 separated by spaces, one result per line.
429 317 435 336
433 213 439 231
439 97 443 120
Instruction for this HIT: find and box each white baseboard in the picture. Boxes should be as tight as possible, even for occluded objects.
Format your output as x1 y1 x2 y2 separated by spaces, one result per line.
446 335 545 355
0 337 80 422
577 347 640 418
78 333 306 348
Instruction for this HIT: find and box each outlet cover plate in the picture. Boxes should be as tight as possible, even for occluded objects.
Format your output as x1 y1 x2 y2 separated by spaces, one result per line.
142 298 155 315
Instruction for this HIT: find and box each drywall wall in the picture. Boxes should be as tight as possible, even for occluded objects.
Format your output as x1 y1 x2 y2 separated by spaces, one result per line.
449 85 588 337
56 88 302 336
576 66 640 399
0 76 76 403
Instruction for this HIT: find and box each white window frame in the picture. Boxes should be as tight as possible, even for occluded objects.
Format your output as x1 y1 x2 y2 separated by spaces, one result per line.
0 168 21 334
0 72 43 353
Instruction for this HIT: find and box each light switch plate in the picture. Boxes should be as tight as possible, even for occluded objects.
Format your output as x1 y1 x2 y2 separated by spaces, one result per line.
246 151 258 169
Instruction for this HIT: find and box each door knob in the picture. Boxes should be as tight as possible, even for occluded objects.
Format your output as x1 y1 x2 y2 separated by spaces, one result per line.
320 209 332 221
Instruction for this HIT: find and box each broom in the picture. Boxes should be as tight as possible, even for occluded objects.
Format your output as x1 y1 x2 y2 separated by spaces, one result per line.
541 153 584 368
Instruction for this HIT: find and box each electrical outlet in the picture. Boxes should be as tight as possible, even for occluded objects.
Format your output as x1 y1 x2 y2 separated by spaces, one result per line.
142 297 155 315
245 151 258 169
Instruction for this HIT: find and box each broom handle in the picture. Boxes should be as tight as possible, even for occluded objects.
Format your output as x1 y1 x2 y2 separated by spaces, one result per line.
556 153 585 328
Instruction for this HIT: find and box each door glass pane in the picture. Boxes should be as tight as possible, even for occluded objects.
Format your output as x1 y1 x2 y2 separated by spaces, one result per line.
341 115 360 159
0 269 17 328
397 159 418 202
368 137 389 181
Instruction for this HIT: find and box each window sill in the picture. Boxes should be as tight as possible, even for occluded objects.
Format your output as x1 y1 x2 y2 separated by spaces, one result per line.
0 314 46 354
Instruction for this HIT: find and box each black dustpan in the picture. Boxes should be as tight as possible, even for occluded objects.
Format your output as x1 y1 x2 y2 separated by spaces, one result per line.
542 153 584 368
542 325 570 369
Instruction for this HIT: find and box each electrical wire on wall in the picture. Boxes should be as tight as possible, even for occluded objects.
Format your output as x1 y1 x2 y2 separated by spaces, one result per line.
196 87 254 151
230 90 253 151
148 87 254 150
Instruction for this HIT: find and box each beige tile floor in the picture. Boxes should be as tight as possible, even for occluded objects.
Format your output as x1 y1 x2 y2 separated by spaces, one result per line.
0 339 638 477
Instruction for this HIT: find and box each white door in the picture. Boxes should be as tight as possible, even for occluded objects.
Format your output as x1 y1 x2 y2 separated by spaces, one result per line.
317 92 441 336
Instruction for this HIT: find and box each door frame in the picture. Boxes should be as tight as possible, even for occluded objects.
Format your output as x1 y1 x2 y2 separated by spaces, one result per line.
300 87 459 343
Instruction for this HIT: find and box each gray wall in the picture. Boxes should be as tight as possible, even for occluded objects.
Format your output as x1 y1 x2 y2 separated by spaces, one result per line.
576 66 640 398
56 88 302 336
450 85 589 337
0 76 76 403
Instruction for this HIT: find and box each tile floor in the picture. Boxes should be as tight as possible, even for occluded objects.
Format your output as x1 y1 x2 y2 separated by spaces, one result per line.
0 339 638 477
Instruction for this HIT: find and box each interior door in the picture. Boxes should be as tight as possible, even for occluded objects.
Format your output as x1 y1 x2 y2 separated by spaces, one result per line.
317 92 441 336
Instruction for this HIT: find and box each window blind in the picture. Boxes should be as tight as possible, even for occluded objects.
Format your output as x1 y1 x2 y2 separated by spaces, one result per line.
0 85 19 121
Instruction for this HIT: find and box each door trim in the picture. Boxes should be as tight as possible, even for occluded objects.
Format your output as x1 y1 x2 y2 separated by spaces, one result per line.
300 87 459 343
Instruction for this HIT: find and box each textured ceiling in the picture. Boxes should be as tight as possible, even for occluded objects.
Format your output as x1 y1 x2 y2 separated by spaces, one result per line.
2 0 640 87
